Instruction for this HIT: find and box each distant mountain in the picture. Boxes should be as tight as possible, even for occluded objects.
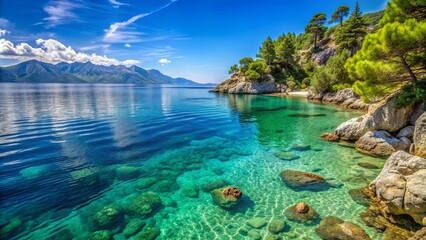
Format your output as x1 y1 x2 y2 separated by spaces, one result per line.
0 60 202 85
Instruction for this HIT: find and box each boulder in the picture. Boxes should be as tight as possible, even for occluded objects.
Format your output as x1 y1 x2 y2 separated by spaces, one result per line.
348 99 370 110
409 102 426 125
123 219 146 238
201 179 230 192
348 188 371 206
291 144 311 151
370 151 426 225
320 133 339 142
89 230 112 240
335 92 414 141
211 187 242 209
116 166 140 181
135 177 157 190
284 202 319 223
178 181 199 198
126 192 162 217
134 227 160 240
247 218 267 229
274 152 300 161
268 218 286 233
413 112 426 158
93 204 124 228
210 73 279 94
355 131 409 157
248 230 261 240
280 170 329 191
20 164 52 180
315 216 371 240
397 126 415 139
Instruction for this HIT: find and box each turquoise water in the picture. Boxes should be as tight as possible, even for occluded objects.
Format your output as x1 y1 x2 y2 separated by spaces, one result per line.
0 83 385 239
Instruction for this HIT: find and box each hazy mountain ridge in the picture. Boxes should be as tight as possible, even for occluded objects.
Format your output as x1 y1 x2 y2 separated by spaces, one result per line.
0 60 204 85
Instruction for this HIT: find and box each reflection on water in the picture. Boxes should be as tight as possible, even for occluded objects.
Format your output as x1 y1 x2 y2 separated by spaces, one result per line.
0 83 384 239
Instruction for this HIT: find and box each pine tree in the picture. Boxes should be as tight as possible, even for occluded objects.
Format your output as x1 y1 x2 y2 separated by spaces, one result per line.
258 36 276 66
329 6 350 26
336 2 366 54
305 13 327 50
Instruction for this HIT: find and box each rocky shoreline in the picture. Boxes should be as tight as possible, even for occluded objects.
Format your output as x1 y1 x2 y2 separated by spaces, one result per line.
211 78 426 239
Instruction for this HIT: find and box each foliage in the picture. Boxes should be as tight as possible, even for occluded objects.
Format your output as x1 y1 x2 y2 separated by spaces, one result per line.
239 57 254 73
329 6 350 26
295 33 312 50
245 60 270 82
258 36 276 66
363 10 385 27
311 49 352 93
336 2 367 54
394 79 426 107
305 13 327 50
228 64 239 74
346 18 426 101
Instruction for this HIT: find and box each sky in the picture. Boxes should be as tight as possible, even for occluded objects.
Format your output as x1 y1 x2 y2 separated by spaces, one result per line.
0 0 388 83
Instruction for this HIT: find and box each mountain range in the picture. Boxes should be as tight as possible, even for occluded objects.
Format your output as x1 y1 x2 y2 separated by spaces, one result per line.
0 60 207 85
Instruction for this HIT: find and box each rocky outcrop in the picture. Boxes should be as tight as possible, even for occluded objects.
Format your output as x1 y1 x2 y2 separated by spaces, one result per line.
369 151 426 226
280 170 329 191
211 187 242 209
210 73 284 94
308 88 369 110
412 112 426 158
355 131 409 157
335 92 414 141
311 47 336 65
315 216 371 240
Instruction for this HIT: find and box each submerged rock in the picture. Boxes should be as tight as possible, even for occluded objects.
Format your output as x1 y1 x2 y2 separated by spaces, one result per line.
284 202 319 223
348 188 371 207
370 151 426 226
89 230 112 240
247 218 267 229
201 179 230 192
116 165 140 181
123 219 146 238
291 144 311 151
357 162 380 169
274 152 300 161
0 218 22 237
211 187 242 209
127 192 162 217
268 218 286 233
280 170 329 191
320 132 339 142
70 167 101 186
20 164 52 180
315 216 371 240
355 131 408 157
135 177 157 190
93 204 124 229
248 229 261 240
134 226 160 240
179 181 199 198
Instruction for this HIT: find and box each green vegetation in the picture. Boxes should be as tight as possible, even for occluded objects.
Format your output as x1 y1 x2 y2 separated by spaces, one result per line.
329 6 350 26
347 0 426 103
305 13 327 50
227 0 425 103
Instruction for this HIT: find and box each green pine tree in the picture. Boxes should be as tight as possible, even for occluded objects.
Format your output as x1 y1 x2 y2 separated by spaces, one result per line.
305 13 327 50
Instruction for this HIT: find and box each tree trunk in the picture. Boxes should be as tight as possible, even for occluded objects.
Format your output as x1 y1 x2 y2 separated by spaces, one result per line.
340 18 343 26
400 56 417 82
314 32 317 50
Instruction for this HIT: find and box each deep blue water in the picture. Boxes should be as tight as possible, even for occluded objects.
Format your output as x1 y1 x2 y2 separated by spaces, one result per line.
0 83 384 239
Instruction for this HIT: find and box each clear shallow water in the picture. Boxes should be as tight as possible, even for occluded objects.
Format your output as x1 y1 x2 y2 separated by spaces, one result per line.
0 83 385 239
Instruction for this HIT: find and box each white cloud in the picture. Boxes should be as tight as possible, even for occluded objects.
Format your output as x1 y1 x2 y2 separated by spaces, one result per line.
0 38 139 66
109 0 130 8
79 44 110 51
43 0 83 27
103 0 178 43
124 43 131 48
159 58 171 66
0 29 10 37
0 18 13 29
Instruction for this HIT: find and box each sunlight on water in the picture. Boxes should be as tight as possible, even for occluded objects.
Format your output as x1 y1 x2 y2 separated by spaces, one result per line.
0 83 384 239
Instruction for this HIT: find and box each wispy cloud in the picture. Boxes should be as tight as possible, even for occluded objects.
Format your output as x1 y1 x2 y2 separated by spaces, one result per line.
79 44 110 51
103 0 178 43
0 38 139 66
0 29 10 37
159 58 171 66
124 43 131 48
42 0 84 28
0 18 13 30
109 0 130 8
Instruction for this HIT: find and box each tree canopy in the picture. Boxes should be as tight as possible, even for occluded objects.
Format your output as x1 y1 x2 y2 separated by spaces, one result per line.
329 6 350 26
305 13 327 50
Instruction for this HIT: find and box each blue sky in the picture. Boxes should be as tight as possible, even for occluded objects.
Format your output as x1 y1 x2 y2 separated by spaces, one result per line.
0 0 387 83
